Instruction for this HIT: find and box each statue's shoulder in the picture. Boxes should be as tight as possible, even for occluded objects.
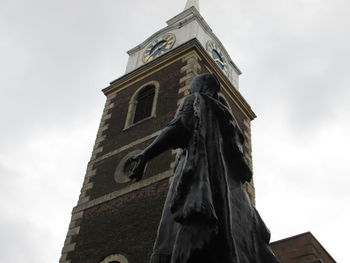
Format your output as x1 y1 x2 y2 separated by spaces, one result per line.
178 94 196 110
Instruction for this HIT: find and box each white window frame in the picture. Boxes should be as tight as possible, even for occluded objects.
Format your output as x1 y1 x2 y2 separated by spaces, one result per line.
124 80 160 130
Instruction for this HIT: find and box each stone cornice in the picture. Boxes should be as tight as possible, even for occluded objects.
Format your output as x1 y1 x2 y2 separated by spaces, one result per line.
103 39 256 120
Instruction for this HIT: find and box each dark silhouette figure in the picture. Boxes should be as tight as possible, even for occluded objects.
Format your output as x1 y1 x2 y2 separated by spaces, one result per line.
129 73 279 263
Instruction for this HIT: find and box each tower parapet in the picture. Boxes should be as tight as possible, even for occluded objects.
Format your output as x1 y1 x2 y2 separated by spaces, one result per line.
125 4 241 89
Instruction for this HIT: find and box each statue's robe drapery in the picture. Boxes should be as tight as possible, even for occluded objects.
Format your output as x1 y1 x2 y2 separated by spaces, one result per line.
150 92 278 263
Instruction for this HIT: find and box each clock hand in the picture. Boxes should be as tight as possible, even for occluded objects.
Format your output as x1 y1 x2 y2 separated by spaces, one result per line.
149 48 158 57
150 41 168 56
214 58 225 66
158 41 167 49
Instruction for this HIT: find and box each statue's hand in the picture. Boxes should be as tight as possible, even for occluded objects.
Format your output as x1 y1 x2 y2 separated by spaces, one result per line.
128 154 147 181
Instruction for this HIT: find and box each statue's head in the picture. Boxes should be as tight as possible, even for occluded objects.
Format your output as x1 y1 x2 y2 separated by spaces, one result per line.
189 73 220 99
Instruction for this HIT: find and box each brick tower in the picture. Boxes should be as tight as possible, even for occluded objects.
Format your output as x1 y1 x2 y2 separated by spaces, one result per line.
60 2 256 263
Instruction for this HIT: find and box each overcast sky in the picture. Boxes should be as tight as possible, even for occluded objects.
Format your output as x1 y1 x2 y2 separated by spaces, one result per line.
1 0 349 262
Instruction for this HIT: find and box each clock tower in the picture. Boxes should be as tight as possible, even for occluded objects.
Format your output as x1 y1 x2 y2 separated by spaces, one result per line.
60 2 256 263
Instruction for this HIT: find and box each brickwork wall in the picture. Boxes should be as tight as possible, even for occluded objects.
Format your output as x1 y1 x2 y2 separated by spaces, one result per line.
71 179 169 263
60 92 118 263
60 47 257 263
60 57 186 263
271 232 336 263
101 59 185 156
90 140 172 199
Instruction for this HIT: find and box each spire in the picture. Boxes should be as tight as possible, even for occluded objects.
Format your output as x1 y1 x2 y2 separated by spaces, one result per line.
184 0 200 12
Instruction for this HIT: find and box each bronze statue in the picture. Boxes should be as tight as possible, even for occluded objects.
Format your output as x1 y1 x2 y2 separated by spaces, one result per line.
129 73 279 263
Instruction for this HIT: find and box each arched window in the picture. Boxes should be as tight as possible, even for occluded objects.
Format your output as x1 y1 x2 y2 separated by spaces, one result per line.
133 85 155 123
124 81 160 129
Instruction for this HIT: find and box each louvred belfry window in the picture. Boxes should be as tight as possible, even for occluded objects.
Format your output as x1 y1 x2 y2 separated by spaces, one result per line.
133 85 155 123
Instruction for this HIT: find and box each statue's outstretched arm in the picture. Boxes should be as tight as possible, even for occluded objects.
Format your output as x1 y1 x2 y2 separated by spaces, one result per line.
129 96 195 181
128 124 185 181
143 124 184 161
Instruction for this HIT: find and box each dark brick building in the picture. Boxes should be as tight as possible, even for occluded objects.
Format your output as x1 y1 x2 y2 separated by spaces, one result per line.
271 232 336 263
60 2 336 263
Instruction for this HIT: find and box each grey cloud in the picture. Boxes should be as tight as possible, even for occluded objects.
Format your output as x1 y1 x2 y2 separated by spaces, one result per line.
0 217 48 263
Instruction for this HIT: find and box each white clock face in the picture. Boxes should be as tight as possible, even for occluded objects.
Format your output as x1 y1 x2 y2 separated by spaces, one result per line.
143 33 176 63
206 41 228 74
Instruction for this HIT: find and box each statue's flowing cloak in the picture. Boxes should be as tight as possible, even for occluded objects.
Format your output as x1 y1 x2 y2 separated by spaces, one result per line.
150 93 278 263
